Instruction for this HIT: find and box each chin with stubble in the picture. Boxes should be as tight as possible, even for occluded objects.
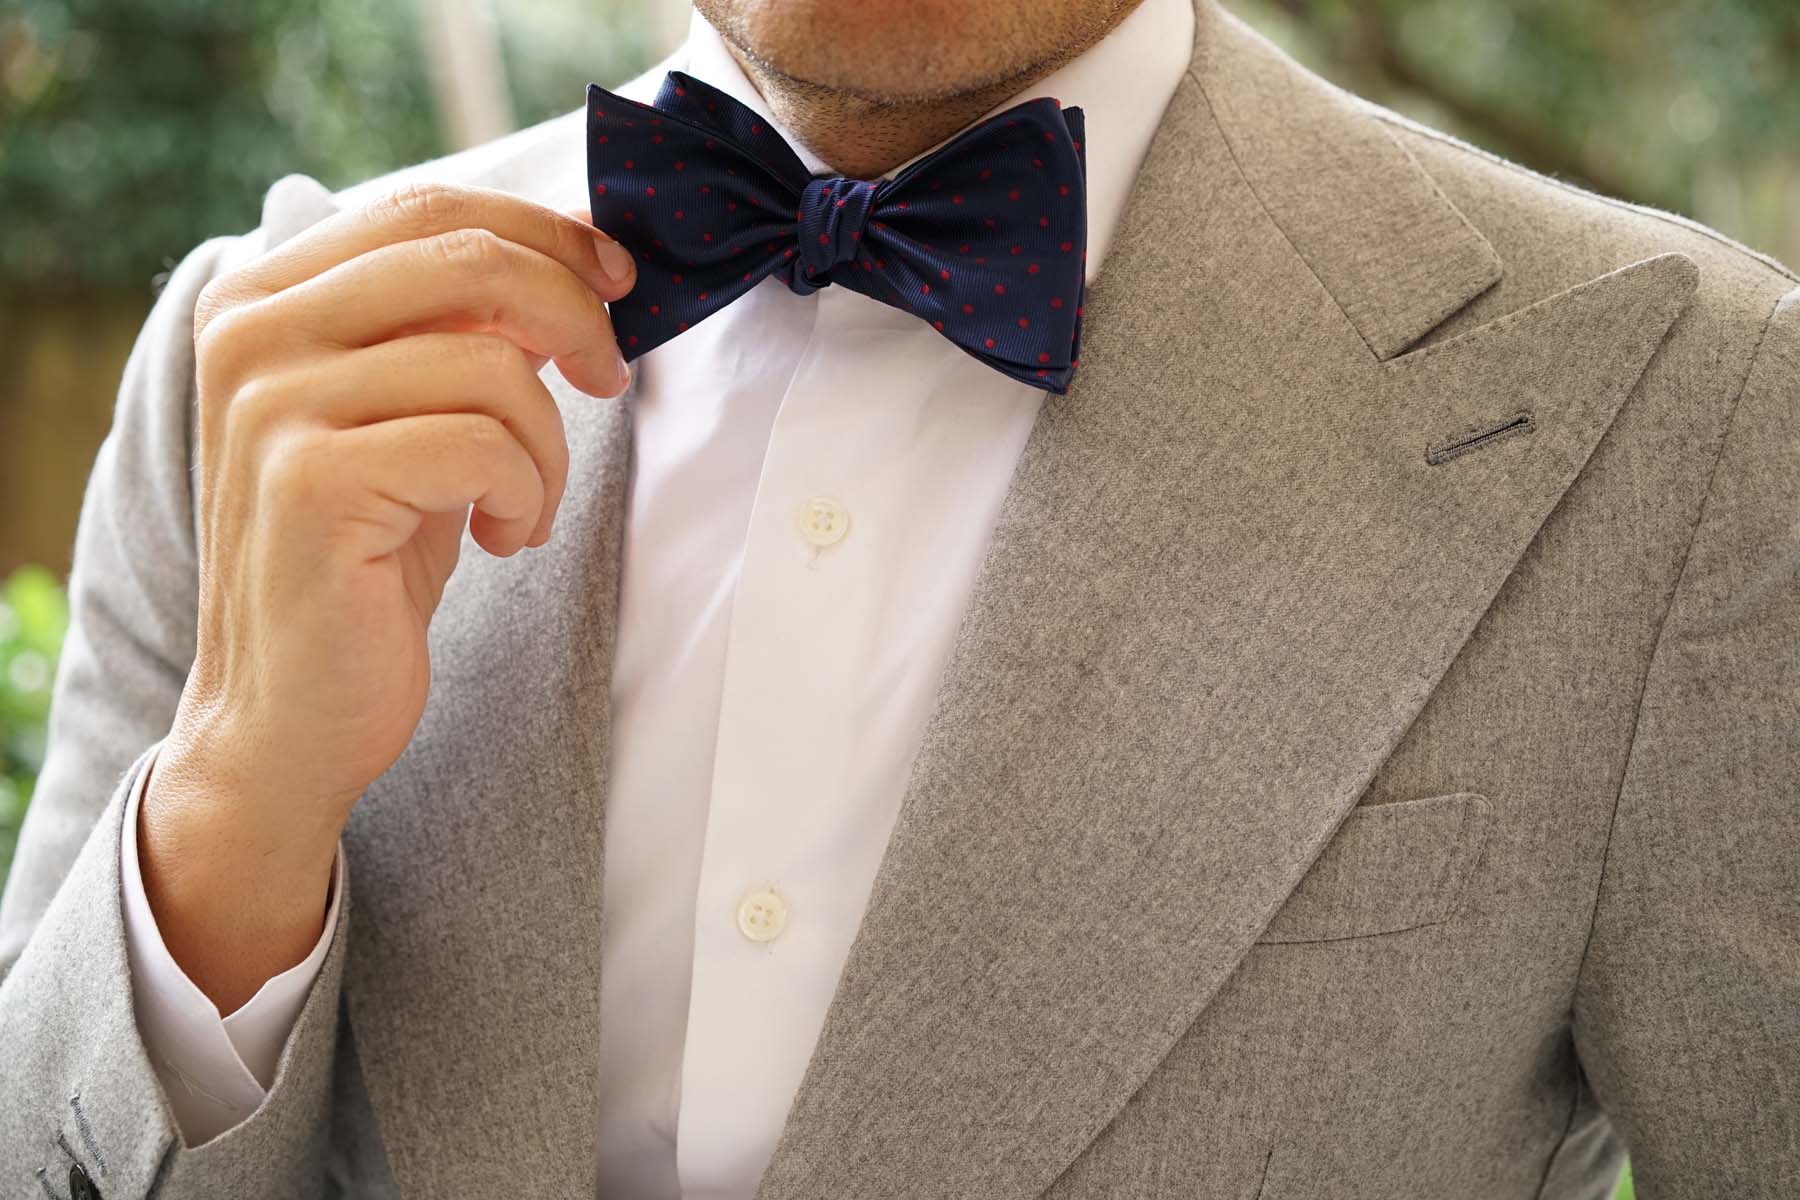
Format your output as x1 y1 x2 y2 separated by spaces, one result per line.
691 0 1140 177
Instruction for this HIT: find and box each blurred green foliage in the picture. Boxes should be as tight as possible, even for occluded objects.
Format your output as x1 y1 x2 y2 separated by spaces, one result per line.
1237 0 1800 268
0 566 67 880
0 0 656 292
2 0 1793 296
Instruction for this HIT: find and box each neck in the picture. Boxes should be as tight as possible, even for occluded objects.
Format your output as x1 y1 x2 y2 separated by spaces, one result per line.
718 11 1139 179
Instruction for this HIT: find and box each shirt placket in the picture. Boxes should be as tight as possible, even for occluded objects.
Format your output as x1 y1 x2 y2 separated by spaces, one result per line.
673 282 1049 1197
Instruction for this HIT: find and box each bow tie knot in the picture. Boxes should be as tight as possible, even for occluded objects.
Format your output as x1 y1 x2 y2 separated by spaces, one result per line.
796 176 879 290
587 71 1090 391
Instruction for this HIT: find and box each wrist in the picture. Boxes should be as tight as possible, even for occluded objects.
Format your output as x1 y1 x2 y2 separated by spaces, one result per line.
137 744 340 1011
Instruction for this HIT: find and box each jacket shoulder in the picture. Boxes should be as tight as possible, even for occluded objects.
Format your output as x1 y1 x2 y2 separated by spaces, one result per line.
1367 104 1794 355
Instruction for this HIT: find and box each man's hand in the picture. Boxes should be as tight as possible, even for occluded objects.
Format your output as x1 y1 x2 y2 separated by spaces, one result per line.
138 182 634 1012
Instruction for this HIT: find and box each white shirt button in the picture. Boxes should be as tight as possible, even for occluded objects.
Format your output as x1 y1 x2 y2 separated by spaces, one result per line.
735 888 789 943
794 497 850 548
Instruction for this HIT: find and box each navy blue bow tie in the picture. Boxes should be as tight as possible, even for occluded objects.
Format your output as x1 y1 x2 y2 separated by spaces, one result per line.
586 71 1089 392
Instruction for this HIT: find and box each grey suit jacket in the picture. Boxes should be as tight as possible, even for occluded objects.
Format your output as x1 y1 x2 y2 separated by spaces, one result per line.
3 1 1797 1196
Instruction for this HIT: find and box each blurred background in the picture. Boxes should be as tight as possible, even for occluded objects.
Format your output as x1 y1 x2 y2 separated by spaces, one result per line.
0 7 1794 1188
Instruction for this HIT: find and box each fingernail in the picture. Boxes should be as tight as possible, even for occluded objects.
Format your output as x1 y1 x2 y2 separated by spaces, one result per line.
595 237 635 284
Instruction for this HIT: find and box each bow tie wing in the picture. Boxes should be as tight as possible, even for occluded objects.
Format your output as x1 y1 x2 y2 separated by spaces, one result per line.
586 80 811 361
848 98 1089 391
649 71 814 186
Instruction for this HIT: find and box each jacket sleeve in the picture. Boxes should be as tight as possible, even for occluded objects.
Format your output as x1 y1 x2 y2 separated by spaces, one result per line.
119 742 346 1149
0 224 351 1199
1571 284 1800 1195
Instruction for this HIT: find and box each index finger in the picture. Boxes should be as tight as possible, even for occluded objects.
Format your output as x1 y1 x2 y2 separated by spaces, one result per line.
226 181 636 306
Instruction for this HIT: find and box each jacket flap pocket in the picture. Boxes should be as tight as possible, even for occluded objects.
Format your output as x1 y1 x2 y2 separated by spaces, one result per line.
1257 792 1491 944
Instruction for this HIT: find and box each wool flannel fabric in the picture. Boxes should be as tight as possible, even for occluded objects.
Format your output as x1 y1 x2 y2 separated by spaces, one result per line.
586 71 1090 391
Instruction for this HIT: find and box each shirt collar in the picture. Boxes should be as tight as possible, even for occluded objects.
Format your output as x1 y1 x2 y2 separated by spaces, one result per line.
680 0 1195 283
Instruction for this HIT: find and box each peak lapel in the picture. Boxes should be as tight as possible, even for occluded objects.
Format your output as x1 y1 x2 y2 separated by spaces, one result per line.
338 374 632 1195
750 6 1696 1199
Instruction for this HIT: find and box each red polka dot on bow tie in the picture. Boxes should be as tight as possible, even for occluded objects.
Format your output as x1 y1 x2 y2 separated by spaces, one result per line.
1050 296 1064 309
674 210 684 220
994 283 1006 294
1018 317 1030 328
939 268 950 280
594 183 607 195
962 303 974 314
984 338 996 348
920 283 931 294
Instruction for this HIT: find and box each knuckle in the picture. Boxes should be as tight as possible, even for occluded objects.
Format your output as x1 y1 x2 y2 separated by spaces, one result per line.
193 300 259 393
259 428 332 507
432 226 508 278
467 412 513 456
372 180 471 237
227 370 287 434
192 272 239 340
463 331 527 380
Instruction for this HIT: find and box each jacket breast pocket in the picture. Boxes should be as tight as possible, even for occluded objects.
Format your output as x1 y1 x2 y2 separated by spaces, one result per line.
1255 792 1492 944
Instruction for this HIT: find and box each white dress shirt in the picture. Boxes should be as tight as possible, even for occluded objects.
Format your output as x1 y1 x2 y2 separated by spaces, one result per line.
118 0 1195 1191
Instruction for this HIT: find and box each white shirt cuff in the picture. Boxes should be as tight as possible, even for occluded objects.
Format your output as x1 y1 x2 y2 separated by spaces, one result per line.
119 739 345 1146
